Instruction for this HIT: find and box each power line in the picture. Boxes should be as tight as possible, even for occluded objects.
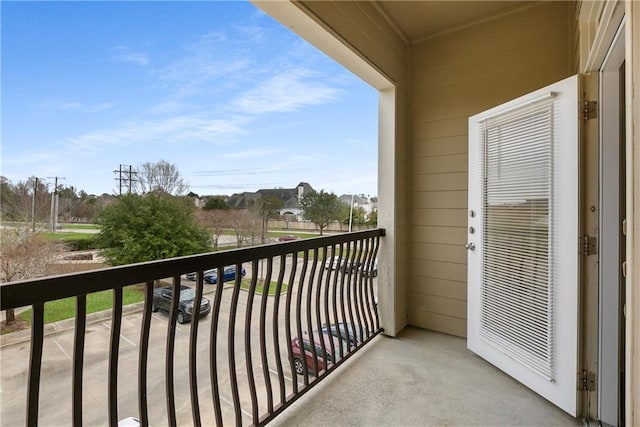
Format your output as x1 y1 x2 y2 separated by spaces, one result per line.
30 176 45 232
113 164 137 195
46 176 65 231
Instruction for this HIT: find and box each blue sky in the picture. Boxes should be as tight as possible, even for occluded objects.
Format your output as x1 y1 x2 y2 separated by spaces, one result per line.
1 1 378 197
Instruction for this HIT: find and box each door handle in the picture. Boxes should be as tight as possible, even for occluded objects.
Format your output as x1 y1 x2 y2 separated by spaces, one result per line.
465 243 476 251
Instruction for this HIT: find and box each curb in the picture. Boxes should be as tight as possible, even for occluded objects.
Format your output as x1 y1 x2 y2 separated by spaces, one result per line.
0 302 146 348
0 280 282 349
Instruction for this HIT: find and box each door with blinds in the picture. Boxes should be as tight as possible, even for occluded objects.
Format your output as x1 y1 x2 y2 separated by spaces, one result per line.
467 75 580 416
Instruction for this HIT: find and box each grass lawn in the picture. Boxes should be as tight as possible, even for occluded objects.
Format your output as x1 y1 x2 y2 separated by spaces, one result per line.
240 278 288 295
268 231 318 239
41 231 96 241
62 224 101 230
19 285 145 324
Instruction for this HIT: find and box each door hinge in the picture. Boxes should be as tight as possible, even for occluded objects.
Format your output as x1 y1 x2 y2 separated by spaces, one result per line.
579 370 596 391
582 100 597 120
582 235 598 256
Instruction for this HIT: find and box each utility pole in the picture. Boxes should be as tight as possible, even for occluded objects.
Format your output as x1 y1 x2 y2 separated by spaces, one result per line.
31 177 39 232
129 165 134 193
348 194 354 232
47 176 65 231
114 164 137 195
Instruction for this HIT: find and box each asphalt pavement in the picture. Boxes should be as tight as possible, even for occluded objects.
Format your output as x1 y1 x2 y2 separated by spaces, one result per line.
0 255 357 426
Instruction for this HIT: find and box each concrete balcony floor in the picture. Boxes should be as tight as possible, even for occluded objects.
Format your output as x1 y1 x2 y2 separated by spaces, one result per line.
271 327 581 426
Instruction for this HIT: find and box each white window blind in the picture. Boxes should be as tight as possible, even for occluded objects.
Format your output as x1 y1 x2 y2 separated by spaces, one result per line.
478 96 555 381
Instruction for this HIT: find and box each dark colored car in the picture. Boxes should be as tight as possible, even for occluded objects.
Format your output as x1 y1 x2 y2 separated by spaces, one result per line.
278 235 300 242
185 265 246 282
291 331 344 376
361 259 378 277
152 285 211 324
204 265 246 284
321 322 367 347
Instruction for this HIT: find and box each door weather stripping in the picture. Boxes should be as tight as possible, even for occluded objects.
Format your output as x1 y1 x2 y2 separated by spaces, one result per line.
582 101 597 120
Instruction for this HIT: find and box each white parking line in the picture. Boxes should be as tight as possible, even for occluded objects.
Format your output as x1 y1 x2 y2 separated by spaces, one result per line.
51 337 72 361
267 367 293 383
101 321 136 347
219 394 253 418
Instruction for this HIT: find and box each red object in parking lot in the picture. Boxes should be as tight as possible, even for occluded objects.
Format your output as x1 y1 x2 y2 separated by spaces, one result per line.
278 235 300 242
290 331 344 375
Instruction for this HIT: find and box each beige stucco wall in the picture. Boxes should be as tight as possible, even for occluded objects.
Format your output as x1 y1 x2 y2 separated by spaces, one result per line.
407 1 574 337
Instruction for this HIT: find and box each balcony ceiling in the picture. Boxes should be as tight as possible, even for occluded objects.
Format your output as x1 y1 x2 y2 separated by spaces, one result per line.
376 1 535 43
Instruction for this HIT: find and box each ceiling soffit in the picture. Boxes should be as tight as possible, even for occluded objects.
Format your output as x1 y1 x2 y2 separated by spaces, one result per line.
375 1 539 45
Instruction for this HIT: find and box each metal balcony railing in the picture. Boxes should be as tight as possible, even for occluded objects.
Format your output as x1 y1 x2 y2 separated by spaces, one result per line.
1 229 384 426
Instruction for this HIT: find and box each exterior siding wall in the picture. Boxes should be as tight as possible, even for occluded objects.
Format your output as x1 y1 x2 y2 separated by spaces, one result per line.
296 1 411 335
408 1 573 337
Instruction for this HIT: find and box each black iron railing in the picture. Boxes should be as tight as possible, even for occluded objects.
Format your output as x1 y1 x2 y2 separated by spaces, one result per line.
1 229 384 426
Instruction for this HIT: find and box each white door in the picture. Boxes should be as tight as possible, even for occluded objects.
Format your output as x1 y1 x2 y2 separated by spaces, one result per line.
467 75 580 416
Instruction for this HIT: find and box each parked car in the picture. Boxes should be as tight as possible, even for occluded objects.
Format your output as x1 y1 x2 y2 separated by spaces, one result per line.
204 265 246 284
185 269 216 281
278 235 300 242
324 256 358 273
360 259 378 277
152 285 211 324
185 265 246 282
321 322 367 347
290 331 345 376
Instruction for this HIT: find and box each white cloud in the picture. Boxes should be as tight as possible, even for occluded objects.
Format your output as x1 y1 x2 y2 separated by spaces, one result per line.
62 115 247 156
152 31 251 97
112 46 149 65
39 99 114 113
149 101 193 115
218 149 279 160
233 68 341 114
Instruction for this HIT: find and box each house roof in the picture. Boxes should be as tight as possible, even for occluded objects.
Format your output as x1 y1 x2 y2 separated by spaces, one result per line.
227 182 315 210
227 192 260 209
338 194 370 205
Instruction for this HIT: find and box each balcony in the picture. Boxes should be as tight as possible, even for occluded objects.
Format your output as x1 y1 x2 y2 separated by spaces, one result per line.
1 229 384 426
1 227 580 426
270 327 580 426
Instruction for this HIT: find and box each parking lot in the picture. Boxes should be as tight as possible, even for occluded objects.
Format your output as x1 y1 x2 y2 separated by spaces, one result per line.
1 258 378 426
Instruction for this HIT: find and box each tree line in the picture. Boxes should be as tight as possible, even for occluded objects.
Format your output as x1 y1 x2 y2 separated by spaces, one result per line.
0 176 103 223
1 161 378 326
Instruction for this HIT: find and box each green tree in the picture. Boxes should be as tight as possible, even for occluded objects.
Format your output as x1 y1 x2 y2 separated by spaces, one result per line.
203 197 229 210
351 206 367 227
95 194 211 265
299 190 342 235
366 210 378 227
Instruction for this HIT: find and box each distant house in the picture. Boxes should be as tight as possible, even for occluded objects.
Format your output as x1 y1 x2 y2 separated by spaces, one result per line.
338 194 376 216
227 182 314 220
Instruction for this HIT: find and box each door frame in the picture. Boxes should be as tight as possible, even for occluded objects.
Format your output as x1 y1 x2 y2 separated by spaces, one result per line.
598 18 626 426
